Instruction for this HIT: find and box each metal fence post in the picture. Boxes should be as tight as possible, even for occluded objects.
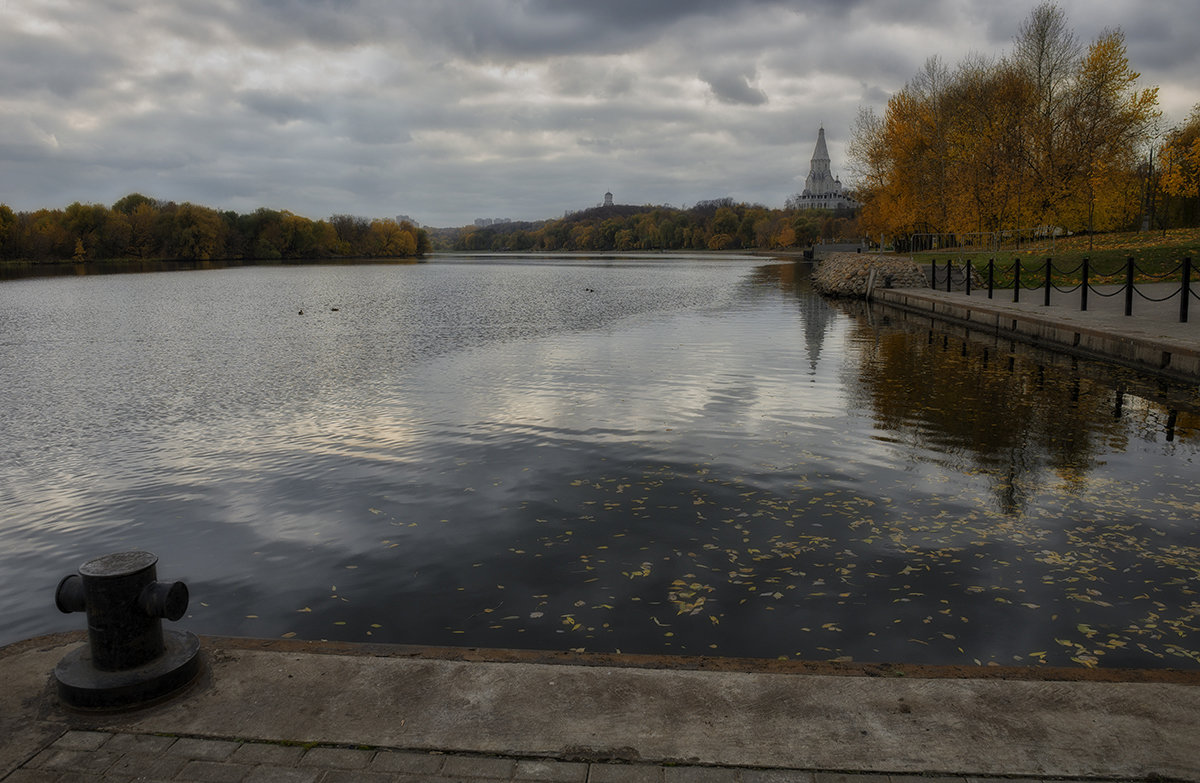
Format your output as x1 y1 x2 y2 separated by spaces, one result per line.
930 260 936 290
1014 259 1021 303
1044 258 1052 307
946 259 953 292
1182 257 1192 323
1081 257 1089 312
965 259 972 295
987 259 994 299
1125 257 1134 316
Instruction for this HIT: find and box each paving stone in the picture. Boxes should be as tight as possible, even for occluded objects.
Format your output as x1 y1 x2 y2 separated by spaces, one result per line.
663 766 738 783
813 775 890 783
167 737 242 761
298 746 374 770
233 742 309 766
741 771 817 783
440 755 517 779
50 730 113 751
243 765 323 783
32 748 119 774
72 771 124 783
891 777 966 783
105 750 188 779
515 759 590 782
319 769 399 783
56 773 131 783
370 750 447 775
2 770 63 783
102 732 178 754
587 764 664 783
177 758 253 781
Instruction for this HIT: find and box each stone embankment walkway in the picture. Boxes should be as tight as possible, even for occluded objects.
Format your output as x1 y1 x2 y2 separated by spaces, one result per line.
809 252 1199 382
2 634 1198 783
12 728 1067 783
872 282 1200 382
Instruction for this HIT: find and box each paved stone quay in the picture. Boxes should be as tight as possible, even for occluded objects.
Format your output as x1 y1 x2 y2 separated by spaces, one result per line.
6 729 1166 783
3 634 1198 783
870 282 1200 382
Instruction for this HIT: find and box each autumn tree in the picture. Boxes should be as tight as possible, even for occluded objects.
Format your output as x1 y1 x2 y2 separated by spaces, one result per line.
1012 2 1082 219
163 203 227 260
0 204 15 259
1158 104 1200 226
1059 29 1159 239
849 2 1158 244
365 218 419 257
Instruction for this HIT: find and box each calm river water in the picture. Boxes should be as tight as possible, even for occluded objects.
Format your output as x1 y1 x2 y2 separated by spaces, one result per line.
1 254 1197 669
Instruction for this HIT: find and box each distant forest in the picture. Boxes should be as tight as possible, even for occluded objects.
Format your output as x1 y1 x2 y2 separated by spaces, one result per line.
436 199 861 253
0 194 430 263
0 194 861 263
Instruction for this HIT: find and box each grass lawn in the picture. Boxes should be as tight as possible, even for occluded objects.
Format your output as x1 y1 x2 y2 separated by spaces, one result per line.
908 227 1200 287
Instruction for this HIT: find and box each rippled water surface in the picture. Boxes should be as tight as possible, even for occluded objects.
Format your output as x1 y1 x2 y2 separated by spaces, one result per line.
2 255 1197 668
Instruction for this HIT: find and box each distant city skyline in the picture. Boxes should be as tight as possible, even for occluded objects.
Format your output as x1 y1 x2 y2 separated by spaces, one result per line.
2 1 1197 227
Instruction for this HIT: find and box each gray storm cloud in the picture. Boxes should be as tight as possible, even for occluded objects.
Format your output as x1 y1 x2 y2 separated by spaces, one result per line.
0 0 1195 225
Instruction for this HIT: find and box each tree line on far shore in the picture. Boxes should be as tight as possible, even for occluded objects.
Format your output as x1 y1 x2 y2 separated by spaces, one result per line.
441 200 860 253
0 194 430 264
0 193 860 264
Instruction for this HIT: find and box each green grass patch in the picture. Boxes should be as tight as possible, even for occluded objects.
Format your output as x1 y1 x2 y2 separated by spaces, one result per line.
908 228 1200 288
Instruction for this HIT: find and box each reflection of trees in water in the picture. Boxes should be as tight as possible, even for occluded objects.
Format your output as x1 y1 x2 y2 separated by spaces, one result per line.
842 314 1200 515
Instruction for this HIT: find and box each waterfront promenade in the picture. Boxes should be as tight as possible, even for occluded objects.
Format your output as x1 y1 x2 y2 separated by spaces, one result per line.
2 633 1198 782
871 281 1200 382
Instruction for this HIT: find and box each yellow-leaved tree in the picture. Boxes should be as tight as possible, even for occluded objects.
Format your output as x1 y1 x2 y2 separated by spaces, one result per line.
1158 104 1200 226
847 2 1159 248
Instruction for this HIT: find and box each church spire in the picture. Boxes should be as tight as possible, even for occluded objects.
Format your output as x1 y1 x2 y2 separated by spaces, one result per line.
804 127 835 196
811 126 830 165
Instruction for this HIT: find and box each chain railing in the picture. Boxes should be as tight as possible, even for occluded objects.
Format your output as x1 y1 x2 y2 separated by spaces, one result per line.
928 257 1195 323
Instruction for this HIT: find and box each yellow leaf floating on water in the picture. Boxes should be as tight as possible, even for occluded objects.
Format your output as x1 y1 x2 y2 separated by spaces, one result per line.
281 632 296 638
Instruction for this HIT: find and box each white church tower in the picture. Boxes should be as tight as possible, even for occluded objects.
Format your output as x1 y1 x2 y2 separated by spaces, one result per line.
795 127 856 210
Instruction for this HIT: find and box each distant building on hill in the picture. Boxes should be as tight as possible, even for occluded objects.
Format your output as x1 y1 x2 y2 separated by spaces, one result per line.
791 127 857 210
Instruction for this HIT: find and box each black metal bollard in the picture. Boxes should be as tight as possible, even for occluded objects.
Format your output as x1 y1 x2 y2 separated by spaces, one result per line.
1044 259 1053 307
54 551 201 709
1081 257 1090 311
1182 257 1192 324
1125 257 1135 317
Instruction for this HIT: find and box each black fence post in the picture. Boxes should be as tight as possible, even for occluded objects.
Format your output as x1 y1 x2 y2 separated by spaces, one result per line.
930 260 937 290
1014 259 1021 303
1043 258 1052 307
965 259 972 295
1182 257 1192 323
1125 257 1134 316
987 259 994 299
1081 257 1089 312
945 259 953 292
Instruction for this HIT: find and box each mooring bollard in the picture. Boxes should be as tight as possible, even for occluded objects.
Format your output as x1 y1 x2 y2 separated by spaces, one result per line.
54 551 201 709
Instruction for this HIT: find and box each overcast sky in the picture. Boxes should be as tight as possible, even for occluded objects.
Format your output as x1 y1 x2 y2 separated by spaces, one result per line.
3 0 1197 227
